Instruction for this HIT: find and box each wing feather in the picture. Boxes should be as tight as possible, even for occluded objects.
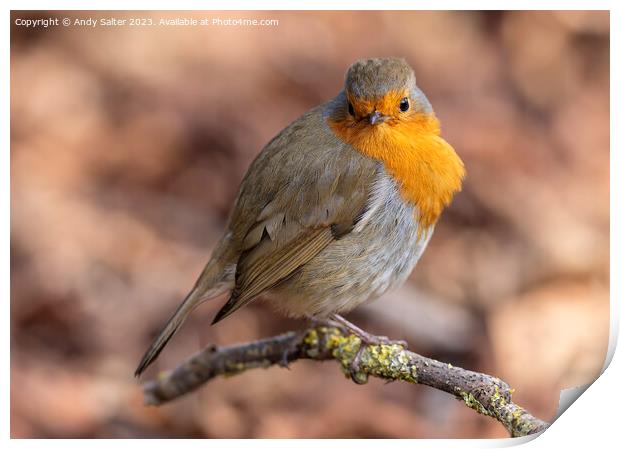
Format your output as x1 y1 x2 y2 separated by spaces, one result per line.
212 227 333 323
212 102 380 324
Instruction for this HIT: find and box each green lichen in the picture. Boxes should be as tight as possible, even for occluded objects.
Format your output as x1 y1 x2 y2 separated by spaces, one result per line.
302 326 417 385
222 361 246 377
459 391 491 416
363 344 417 383
223 359 271 377
489 384 507 409
330 335 361 365
303 328 319 346
509 410 539 437
303 328 322 358
304 326 544 435
311 330 417 385
507 405 545 436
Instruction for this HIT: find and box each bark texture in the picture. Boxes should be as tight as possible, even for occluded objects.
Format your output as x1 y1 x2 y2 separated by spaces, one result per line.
141 325 550 437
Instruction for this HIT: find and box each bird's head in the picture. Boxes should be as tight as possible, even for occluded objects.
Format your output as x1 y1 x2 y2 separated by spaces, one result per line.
329 57 433 129
327 58 465 229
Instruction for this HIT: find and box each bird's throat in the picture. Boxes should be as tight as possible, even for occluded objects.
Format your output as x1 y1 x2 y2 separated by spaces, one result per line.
328 113 465 228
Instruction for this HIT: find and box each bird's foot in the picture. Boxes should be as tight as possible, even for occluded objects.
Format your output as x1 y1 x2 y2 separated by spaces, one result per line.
304 314 345 331
330 314 407 384
331 314 408 348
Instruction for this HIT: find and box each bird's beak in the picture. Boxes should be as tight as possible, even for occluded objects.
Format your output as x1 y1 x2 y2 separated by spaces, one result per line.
367 110 385 125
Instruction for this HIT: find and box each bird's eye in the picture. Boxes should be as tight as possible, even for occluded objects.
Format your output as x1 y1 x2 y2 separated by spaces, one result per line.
348 101 355 116
399 97 410 112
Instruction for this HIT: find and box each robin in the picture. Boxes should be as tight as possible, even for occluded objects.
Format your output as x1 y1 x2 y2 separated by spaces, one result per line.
135 57 465 377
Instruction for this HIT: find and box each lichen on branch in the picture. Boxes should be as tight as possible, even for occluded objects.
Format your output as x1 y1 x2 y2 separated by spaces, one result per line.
141 325 549 437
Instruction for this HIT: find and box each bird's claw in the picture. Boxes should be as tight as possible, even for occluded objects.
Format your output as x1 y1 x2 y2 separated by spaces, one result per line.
305 314 345 331
348 341 369 385
330 314 407 349
365 335 408 349
279 348 291 369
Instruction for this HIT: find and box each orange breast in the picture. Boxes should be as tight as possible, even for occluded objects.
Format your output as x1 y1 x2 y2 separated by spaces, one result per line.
328 112 465 228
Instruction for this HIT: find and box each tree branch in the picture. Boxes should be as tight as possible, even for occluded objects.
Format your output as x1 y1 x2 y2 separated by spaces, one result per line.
141 325 550 437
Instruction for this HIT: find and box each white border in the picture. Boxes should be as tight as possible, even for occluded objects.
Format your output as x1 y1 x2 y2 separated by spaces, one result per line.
3 0 618 11
4 2 617 447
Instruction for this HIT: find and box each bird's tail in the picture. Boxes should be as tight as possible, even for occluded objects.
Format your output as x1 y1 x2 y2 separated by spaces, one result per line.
134 235 235 377
134 287 205 377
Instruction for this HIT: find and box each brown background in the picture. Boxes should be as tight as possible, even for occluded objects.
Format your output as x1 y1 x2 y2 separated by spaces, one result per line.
10 10 609 438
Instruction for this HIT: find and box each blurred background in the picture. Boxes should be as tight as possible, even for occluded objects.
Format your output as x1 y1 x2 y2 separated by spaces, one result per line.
10 10 609 438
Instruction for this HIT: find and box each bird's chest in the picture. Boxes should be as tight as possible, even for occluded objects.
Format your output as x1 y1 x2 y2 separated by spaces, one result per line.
269 169 433 318
350 169 434 298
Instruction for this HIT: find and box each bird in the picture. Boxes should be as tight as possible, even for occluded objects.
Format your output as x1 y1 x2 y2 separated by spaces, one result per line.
135 57 465 377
